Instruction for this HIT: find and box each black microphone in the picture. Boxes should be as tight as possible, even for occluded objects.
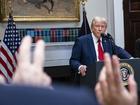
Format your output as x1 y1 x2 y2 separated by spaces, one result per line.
101 33 116 55
107 33 116 55
101 33 106 38
101 33 114 41
107 33 115 43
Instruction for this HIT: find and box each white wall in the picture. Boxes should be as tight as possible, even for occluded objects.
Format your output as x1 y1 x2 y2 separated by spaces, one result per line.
0 0 124 66
85 0 107 23
114 0 124 48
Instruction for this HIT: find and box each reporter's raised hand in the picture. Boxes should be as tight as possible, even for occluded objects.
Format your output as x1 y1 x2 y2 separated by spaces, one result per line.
95 53 138 105
12 36 52 88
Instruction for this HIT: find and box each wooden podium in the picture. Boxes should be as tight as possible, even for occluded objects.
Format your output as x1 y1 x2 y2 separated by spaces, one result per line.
80 58 140 91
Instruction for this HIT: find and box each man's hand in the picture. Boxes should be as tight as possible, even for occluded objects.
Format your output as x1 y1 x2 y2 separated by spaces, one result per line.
12 36 52 88
79 65 87 76
95 53 138 105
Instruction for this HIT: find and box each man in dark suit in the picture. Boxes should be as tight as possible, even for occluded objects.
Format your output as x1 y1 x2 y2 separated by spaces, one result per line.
70 16 132 76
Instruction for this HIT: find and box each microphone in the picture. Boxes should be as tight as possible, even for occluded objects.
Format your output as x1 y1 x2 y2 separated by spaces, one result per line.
101 33 114 41
101 33 116 55
101 33 106 38
106 33 114 42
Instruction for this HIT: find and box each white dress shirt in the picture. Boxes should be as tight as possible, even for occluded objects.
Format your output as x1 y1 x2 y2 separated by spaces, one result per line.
91 33 104 61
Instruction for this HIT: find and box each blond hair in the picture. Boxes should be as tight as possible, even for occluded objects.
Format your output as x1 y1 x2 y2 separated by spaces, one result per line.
91 16 107 28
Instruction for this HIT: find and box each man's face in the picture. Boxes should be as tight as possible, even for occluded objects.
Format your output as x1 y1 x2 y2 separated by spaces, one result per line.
91 21 107 39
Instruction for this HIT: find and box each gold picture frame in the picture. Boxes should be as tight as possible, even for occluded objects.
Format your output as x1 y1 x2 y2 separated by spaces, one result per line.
0 0 80 22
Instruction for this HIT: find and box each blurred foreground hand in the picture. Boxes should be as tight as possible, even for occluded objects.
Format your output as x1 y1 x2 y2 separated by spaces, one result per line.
12 36 52 88
95 53 138 105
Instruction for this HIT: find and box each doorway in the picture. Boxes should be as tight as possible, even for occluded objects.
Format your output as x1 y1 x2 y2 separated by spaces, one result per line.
123 0 140 56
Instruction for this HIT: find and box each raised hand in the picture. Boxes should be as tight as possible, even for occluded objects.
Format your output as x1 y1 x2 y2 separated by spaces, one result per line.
12 36 52 88
95 53 138 105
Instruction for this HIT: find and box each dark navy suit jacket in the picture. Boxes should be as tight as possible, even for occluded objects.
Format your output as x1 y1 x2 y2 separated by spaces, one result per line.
70 34 132 70
0 84 99 105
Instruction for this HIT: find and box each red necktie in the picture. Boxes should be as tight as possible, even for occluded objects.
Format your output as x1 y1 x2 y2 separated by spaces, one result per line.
98 39 104 61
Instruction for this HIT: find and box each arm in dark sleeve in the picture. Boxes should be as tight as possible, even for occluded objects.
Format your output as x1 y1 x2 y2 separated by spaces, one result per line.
70 38 82 71
105 33 132 59
115 45 132 59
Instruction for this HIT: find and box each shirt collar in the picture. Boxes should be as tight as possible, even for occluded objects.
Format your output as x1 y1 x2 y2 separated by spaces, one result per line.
91 33 102 43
